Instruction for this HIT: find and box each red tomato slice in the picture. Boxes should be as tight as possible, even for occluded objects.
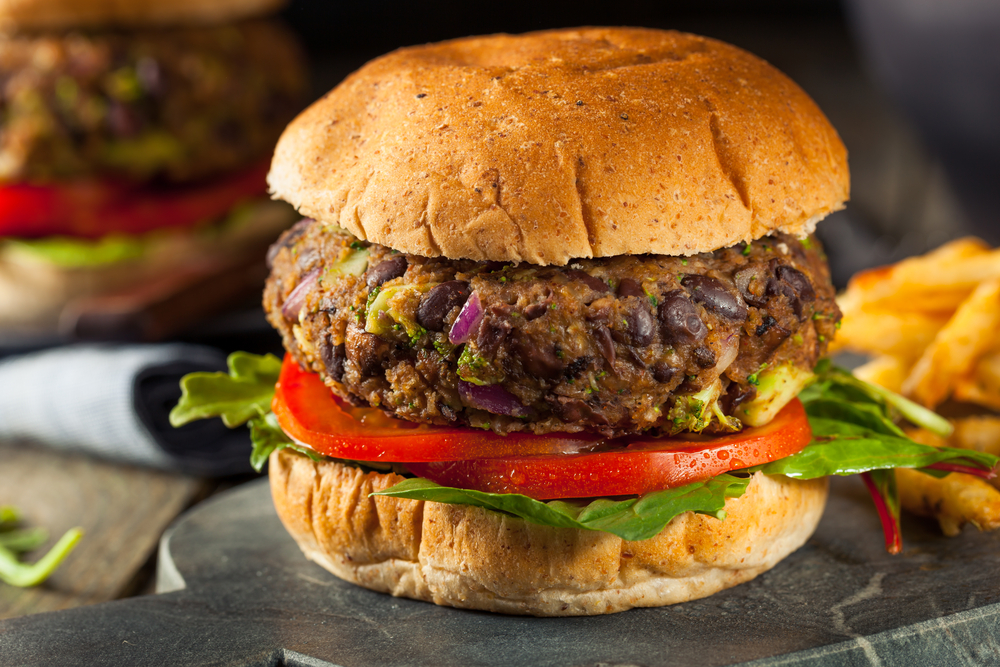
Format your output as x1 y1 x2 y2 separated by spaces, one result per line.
0 160 268 239
272 354 813 499
272 354 603 461
406 400 810 499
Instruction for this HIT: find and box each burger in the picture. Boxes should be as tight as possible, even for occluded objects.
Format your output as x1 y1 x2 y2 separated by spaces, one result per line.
173 27 997 616
0 0 306 337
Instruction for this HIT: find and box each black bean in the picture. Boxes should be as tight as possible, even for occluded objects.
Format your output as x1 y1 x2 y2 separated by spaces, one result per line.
475 315 512 359
756 315 791 352
720 383 757 414
681 275 747 321
266 218 313 269
617 277 645 299
524 303 548 320
755 315 778 337
416 280 471 331
734 264 770 308
776 265 816 303
564 356 589 379
319 335 347 382
594 326 616 366
693 345 717 368
658 291 707 343
652 362 677 383
345 327 389 377
566 269 609 293
766 278 803 319
613 302 654 347
516 333 564 380
365 255 408 289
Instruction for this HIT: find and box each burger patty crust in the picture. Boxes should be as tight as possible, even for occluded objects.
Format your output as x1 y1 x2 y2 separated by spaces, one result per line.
265 222 840 437
0 19 306 183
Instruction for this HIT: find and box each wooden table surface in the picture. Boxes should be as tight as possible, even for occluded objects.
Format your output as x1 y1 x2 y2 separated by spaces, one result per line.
0 440 212 620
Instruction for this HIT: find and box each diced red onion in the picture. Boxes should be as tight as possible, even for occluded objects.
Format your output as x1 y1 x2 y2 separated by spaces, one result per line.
714 333 739 373
281 268 320 320
459 380 530 417
449 291 483 344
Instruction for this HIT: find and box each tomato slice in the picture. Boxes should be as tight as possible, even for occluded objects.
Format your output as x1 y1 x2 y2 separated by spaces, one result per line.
272 354 603 461
272 354 813 498
406 400 810 499
0 160 268 239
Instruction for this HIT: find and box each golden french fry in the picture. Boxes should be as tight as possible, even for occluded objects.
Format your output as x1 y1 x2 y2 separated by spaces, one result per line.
852 355 909 393
896 467 1000 536
949 416 1000 458
842 237 996 313
832 307 948 361
902 277 1000 408
953 351 1000 412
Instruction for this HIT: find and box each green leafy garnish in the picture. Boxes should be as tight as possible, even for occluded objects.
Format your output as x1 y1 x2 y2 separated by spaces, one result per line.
170 352 282 428
0 506 83 588
249 412 321 472
170 352 313 472
374 474 751 541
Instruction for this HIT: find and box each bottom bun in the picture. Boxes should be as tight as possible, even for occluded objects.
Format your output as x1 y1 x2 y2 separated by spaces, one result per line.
269 449 828 616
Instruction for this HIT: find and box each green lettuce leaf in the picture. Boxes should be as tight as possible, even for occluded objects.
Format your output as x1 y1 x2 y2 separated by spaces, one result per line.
373 474 751 541
169 352 281 428
248 412 321 473
170 354 1000 545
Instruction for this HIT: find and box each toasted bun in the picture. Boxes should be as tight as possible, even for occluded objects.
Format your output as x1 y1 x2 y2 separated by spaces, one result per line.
0 0 285 30
269 449 828 616
269 27 849 266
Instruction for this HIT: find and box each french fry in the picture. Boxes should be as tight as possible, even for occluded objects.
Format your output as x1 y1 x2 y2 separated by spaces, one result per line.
950 416 1000 458
842 237 997 314
895 467 1000 536
953 351 1000 412
852 355 909 394
902 277 1000 408
831 307 948 361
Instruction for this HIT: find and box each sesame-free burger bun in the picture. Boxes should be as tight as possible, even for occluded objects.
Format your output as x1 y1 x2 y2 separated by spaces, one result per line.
268 27 849 266
0 0 286 30
269 449 829 616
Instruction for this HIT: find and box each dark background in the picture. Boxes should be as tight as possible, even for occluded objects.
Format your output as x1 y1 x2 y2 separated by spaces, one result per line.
274 0 1000 289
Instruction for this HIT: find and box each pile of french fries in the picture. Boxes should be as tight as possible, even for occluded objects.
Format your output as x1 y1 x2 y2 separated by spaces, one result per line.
833 237 1000 536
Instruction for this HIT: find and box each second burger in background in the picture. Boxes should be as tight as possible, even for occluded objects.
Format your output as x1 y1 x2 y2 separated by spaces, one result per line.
0 0 307 338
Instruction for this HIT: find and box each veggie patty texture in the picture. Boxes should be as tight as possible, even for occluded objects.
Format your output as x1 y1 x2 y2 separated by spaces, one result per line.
265 220 840 437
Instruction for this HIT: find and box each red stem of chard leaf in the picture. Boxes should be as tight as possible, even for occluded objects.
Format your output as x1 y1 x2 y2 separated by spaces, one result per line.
925 462 997 480
860 472 902 555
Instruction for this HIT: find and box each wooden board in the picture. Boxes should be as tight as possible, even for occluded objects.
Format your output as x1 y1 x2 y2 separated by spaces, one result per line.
0 440 209 619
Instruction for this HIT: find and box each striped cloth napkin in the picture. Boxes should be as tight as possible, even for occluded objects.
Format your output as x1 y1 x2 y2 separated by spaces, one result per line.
0 344 255 477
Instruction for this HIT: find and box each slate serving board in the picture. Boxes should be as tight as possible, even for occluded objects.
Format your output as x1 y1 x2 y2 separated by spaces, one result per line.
1 476 999 666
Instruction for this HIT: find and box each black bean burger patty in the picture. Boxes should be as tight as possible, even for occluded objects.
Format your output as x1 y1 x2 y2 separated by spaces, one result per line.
0 19 306 183
264 221 840 437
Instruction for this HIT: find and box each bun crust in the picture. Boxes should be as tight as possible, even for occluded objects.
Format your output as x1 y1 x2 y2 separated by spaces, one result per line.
269 28 849 266
269 449 828 616
0 0 285 30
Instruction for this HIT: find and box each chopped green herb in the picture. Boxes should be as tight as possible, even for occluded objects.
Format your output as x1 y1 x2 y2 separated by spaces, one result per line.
742 245 752 256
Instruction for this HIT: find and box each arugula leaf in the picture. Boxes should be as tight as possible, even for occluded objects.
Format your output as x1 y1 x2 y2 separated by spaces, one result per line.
169 352 281 428
804 360 952 437
248 412 321 473
373 474 751 541
758 425 996 478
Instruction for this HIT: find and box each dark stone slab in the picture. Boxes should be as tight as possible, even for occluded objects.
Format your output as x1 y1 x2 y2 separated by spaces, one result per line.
2 476 999 666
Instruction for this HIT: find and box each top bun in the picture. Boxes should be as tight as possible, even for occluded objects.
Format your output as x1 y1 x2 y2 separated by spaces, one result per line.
269 27 849 266
0 0 286 30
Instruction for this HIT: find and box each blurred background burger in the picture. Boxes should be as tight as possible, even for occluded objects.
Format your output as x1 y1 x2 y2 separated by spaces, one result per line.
0 0 307 343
